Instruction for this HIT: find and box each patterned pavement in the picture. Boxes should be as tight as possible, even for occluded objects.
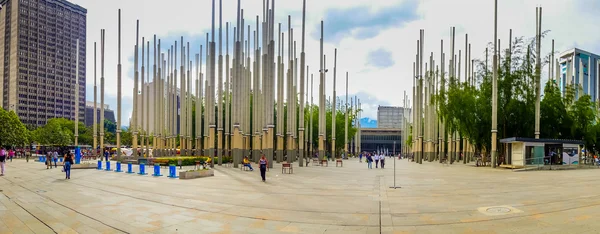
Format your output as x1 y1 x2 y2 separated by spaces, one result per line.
1 158 599 234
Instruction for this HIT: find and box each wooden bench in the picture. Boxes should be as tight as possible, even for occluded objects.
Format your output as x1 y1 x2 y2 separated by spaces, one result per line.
282 163 293 174
321 159 328 167
336 159 343 167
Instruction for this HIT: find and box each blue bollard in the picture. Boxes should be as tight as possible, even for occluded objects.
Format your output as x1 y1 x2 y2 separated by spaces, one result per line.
97 160 102 170
152 164 163 177
138 163 147 175
115 162 123 172
167 165 178 178
126 163 134 174
105 161 111 171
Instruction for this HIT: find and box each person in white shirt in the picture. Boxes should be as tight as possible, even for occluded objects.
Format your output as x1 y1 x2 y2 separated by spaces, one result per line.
380 154 385 169
374 153 380 168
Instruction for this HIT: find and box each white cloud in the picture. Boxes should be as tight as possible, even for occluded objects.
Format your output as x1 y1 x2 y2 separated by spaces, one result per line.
72 0 600 124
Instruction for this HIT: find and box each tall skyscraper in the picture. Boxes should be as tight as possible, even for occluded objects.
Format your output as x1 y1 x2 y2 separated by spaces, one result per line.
0 0 86 126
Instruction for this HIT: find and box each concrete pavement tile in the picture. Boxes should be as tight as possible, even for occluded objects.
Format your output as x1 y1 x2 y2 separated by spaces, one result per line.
4 159 600 233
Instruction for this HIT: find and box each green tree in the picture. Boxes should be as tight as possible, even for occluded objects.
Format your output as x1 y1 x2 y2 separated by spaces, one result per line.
38 118 73 146
570 95 596 151
104 119 117 134
121 128 132 146
540 81 571 139
0 108 29 147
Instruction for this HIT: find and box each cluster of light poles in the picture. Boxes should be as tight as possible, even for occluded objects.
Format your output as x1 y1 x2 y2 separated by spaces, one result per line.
405 0 546 167
88 0 361 167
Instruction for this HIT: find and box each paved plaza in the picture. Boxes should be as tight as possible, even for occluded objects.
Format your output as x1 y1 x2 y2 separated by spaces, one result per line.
1 158 600 234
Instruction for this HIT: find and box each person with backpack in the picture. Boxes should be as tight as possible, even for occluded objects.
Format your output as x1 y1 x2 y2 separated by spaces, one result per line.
259 155 268 182
0 148 6 176
366 153 373 169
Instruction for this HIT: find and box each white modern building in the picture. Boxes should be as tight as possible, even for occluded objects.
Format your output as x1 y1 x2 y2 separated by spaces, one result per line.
377 106 410 129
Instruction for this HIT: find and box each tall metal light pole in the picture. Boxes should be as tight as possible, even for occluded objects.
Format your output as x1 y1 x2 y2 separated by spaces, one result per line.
132 20 139 158
217 0 224 165
141 37 145 157
331 49 337 160
100 29 105 160
93 42 97 158
534 7 542 140
116 9 122 161
344 72 348 159
491 0 499 168
298 0 307 167
74 39 80 146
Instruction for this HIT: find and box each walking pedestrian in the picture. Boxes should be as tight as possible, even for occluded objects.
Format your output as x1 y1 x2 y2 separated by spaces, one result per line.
366 153 373 169
104 149 109 162
63 152 74 179
259 154 268 182
380 154 385 169
375 153 380 168
52 151 59 168
46 151 52 169
0 147 6 176
359 152 363 163
8 148 14 162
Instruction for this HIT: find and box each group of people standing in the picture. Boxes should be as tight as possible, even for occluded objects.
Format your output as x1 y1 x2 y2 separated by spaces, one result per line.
360 152 386 169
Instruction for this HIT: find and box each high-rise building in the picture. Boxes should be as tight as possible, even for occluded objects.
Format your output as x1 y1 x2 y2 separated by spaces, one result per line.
84 101 115 127
559 48 600 101
0 0 86 126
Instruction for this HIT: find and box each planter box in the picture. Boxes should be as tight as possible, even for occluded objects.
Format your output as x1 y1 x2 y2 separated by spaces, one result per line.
179 169 214 179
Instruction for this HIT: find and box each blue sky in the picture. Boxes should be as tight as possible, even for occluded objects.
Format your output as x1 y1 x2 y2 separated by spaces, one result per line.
72 0 600 125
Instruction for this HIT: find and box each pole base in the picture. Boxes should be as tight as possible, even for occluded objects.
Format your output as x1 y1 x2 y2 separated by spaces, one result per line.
389 186 402 189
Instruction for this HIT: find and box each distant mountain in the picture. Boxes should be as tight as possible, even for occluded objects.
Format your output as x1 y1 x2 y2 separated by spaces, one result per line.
360 118 377 128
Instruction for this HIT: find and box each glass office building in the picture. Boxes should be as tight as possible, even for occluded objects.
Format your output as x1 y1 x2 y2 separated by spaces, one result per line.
559 48 600 101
